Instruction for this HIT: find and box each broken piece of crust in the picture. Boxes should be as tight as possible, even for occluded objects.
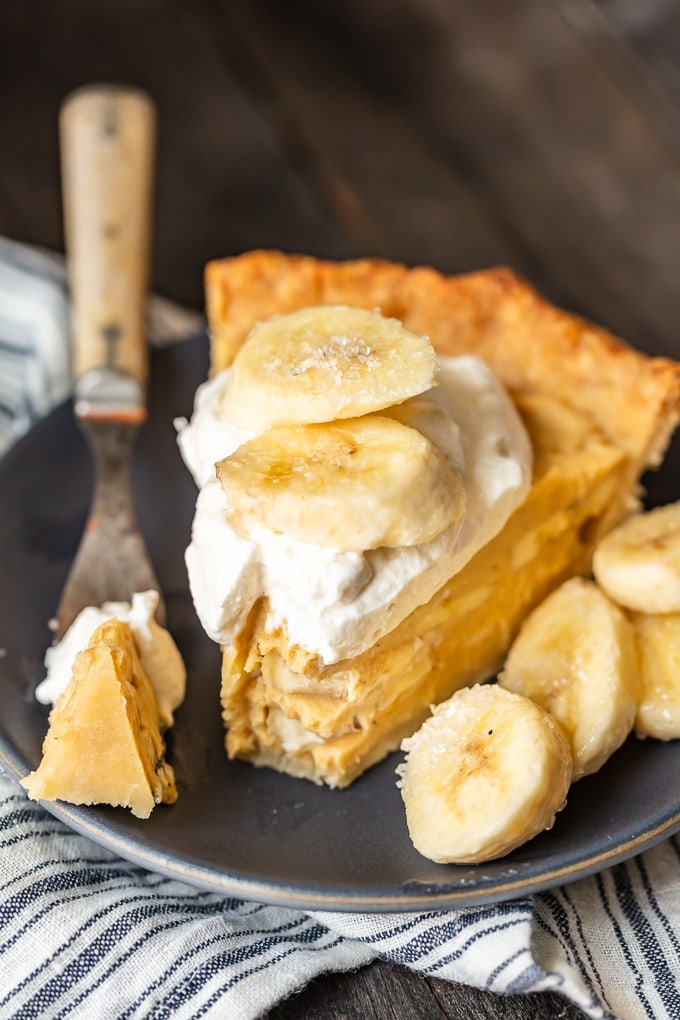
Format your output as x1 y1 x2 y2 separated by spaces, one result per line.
206 252 680 788
22 619 177 818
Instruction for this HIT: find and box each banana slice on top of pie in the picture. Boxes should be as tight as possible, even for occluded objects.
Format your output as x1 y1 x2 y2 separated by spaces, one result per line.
175 251 680 788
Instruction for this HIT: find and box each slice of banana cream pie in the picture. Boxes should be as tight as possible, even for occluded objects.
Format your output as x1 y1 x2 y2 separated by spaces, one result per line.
176 251 680 788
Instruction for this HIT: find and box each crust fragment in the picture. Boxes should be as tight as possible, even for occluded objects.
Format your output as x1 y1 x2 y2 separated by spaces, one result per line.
22 620 177 817
206 251 680 788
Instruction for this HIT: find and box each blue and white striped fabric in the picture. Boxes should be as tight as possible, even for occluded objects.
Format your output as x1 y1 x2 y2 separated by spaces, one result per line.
5 769 680 1020
2 236 680 1020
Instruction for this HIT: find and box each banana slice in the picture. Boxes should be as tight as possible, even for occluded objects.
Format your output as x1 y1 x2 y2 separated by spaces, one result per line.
221 305 438 432
216 414 466 551
592 502 680 613
500 577 638 779
397 684 572 864
632 611 680 740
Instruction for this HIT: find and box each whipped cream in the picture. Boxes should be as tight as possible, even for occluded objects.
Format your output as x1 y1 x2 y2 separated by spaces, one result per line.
36 590 186 726
177 357 532 664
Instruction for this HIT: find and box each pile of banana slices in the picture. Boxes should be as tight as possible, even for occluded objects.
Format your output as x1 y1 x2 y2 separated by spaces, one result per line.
398 503 680 864
216 305 467 551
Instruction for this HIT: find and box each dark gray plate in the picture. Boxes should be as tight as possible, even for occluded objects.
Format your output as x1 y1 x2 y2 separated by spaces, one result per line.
2 335 680 912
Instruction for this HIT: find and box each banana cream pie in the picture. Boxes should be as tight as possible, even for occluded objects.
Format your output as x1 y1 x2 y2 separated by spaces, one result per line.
178 251 680 788
22 619 177 818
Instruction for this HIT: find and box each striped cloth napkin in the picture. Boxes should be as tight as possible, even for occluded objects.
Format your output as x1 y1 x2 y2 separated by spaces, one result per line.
2 236 680 1020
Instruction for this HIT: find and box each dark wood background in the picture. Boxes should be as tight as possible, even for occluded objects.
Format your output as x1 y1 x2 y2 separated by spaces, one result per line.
4 1 680 1016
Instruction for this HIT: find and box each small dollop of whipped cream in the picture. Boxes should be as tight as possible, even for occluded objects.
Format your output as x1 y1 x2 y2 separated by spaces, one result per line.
176 357 532 664
35 590 186 726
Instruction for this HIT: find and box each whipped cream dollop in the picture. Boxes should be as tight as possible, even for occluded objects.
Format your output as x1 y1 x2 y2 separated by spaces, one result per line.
36 590 186 726
177 357 532 665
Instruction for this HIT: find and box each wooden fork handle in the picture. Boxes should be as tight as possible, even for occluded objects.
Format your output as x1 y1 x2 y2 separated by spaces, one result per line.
60 85 156 419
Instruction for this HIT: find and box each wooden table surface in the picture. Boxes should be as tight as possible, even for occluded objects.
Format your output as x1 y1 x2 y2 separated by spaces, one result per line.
4 1 680 1016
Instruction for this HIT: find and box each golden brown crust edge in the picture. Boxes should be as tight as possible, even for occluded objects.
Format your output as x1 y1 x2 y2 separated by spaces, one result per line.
205 250 680 478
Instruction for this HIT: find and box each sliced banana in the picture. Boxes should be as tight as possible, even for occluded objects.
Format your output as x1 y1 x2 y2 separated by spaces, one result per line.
632 611 680 740
500 577 638 779
397 684 572 864
216 414 466 551
592 502 680 613
221 305 438 433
